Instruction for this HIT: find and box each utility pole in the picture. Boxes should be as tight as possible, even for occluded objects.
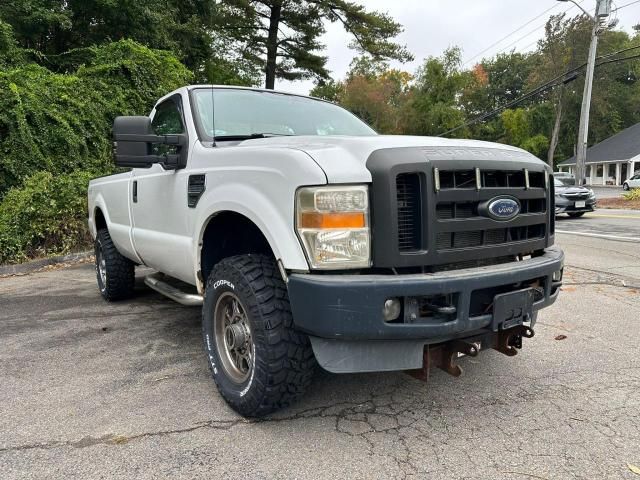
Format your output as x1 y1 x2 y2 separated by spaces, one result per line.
558 0 612 185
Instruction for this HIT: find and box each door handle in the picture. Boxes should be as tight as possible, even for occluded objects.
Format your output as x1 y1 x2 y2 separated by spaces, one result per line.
133 180 138 203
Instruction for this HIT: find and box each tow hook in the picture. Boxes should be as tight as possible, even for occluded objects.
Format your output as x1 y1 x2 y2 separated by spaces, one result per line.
494 325 535 357
407 325 535 381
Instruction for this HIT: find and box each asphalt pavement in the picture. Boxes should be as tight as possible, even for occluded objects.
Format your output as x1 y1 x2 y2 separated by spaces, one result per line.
1 213 639 479
556 209 640 246
590 186 624 199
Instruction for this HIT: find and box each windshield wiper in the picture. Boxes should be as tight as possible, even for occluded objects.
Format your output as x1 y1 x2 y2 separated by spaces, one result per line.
214 133 294 141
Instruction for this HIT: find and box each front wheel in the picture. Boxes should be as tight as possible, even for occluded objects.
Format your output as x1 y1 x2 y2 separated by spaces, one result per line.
95 228 135 301
202 254 315 417
623 183 630 191
567 212 586 218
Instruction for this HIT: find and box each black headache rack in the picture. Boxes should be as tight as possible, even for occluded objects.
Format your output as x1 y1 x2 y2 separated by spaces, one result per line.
366 146 555 270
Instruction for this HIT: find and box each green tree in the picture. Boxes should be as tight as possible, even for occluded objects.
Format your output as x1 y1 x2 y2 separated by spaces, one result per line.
500 108 549 157
528 14 590 165
0 0 255 84
405 47 470 136
310 79 343 102
217 0 412 89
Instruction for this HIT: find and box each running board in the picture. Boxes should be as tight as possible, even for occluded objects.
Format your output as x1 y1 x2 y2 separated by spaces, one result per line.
144 273 203 306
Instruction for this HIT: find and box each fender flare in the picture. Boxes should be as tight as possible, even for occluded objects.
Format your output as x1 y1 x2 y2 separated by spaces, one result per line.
193 188 310 293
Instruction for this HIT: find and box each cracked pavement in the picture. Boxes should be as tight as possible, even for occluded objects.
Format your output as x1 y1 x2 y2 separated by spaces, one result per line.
1 232 639 479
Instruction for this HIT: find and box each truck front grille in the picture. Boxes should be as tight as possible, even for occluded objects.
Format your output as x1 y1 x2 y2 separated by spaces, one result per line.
366 147 554 269
389 167 550 267
436 198 546 219
435 225 545 251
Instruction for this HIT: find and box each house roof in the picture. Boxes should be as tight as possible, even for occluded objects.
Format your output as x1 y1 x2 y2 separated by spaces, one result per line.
557 122 640 166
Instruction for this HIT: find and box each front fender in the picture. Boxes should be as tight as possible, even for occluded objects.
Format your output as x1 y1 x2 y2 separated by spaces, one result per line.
194 186 308 269
188 143 329 291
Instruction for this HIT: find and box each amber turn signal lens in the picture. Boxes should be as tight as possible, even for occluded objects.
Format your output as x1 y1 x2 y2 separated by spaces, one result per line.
299 212 366 229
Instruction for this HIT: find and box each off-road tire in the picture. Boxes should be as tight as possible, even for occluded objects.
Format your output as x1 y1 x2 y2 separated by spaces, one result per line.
202 254 315 417
95 228 135 301
567 212 586 218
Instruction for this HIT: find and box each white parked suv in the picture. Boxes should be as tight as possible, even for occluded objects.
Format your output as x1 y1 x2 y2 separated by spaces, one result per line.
623 173 640 190
88 86 564 416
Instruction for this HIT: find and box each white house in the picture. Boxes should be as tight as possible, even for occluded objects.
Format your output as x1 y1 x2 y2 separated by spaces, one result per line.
557 122 640 186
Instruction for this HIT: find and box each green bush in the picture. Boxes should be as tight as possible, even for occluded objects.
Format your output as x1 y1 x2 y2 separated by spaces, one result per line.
0 39 192 197
0 38 193 263
0 21 24 68
0 170 96 263
623 188 640 201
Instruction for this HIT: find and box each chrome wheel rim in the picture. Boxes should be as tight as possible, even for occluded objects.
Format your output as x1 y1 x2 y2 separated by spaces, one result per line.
214 292 254 384
96 246 107 290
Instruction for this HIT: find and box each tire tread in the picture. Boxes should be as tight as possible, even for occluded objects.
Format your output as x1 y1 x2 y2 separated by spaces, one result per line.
203 254 315 416
96 228 135 301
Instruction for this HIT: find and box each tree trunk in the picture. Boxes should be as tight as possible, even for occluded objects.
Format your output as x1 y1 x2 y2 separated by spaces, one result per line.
547 87 564 168
265 3 282 89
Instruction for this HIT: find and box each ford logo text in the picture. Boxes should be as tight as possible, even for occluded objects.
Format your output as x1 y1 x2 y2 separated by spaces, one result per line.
485 197 520 221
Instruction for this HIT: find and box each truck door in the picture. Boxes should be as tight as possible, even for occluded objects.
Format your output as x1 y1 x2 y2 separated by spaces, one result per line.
130 94 195 283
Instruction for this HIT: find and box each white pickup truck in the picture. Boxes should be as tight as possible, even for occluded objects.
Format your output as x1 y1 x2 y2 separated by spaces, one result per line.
88 86 564 416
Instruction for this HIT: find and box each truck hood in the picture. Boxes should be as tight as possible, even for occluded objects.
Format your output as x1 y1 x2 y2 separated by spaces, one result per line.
238 135 542 183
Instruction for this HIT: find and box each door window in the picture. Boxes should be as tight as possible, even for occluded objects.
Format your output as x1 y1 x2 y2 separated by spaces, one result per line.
151 97 185 157
152 98 185 134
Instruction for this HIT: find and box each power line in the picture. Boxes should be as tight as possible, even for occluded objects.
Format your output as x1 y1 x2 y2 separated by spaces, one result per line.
613 0 640 10
439 44 640 137
492 0 594 58
462 0 585 66
596 51 640 65
598 43 640 58
462 3 561 66
492 21 551 58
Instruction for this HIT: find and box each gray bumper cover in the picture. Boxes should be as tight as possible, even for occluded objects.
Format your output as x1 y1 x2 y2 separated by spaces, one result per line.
288 247 564 373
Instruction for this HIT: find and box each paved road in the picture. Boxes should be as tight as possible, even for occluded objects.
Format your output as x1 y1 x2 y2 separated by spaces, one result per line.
591 186 624 199
556 209 640 245
2 216 640 479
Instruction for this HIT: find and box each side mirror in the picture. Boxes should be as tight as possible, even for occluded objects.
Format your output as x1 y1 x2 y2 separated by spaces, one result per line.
112 116 188 170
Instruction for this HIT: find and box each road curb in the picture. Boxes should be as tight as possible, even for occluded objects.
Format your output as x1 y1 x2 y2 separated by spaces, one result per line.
0 251 93 276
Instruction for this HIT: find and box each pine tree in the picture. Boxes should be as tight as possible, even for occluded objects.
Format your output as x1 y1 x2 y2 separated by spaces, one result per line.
217 0 412 89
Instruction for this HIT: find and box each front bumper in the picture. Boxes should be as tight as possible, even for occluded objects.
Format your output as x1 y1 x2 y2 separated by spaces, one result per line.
288 247 563 341
555 195 596 214
288 247 563 373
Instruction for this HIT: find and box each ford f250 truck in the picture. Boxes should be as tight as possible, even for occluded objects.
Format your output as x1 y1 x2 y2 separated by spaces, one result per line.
88 86 564 417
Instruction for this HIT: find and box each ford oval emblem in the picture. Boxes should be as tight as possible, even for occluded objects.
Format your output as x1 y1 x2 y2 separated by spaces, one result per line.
487 197 520 221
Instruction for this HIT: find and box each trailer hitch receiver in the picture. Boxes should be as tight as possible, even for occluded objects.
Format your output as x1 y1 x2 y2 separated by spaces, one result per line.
407 325 535 381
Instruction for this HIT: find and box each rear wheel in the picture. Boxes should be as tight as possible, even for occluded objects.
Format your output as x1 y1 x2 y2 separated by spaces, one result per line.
623 183 630 191
202 254 315 417
567 212 585 218
95 228 135 301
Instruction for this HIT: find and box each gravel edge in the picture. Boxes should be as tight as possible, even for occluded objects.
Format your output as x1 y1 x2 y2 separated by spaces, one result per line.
0 251 93 276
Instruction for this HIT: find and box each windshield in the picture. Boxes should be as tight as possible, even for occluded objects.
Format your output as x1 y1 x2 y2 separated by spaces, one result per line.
554 177 576 187
191 88 376 141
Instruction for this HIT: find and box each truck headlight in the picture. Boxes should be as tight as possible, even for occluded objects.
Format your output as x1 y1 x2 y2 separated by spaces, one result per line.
296 185 370 269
